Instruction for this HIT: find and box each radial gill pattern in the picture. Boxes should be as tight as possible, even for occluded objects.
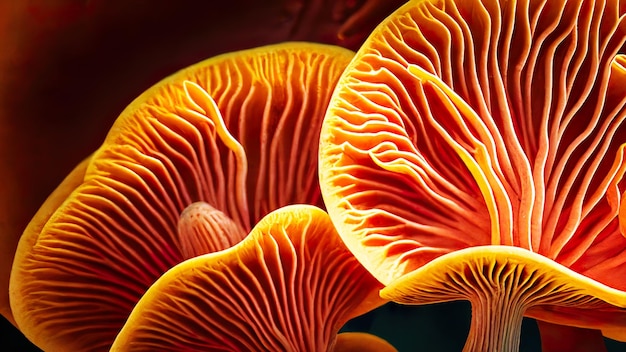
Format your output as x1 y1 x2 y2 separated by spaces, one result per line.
319 0 626 348
320 0 626 288
110 205 385 352
381 245 626 350
10 42 354 352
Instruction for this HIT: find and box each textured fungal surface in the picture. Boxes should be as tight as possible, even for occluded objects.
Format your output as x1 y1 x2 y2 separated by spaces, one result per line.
320 0 626 287
10 42 354 352
110 205 384 352
319 0 626 347
381 246 626 350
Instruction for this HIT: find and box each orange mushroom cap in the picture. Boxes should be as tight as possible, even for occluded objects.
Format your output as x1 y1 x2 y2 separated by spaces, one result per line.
0 0 404 328
537 320 608 352
333 332 398 352
10 42 354 351
110 205 386 351
319 0 626 349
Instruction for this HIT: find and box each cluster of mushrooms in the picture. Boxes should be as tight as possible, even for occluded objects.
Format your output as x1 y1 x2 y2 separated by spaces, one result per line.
3 0 626 350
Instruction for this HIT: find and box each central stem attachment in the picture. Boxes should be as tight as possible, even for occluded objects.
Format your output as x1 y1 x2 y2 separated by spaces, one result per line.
464 287 526 352
178 201 247 259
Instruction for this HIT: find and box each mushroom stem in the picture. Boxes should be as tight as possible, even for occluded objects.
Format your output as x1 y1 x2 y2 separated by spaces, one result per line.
464 291 525 352
381 247 626 352
177 201 247 259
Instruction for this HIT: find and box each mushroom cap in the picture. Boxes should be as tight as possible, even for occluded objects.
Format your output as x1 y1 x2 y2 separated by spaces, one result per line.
0 0 407 326
10 42 354 351
0 154 91 325
333 332 398 352
380 246 626 339
319 0 626 338
110 205 385 351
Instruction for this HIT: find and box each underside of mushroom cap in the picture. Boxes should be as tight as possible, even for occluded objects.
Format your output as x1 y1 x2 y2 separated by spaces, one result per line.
320 0 626 291
108 42 355 228
2 155 91 323
5 155 92 323
319 0 626 348
110 205 385 351
381 246 626 338
10 42 354 352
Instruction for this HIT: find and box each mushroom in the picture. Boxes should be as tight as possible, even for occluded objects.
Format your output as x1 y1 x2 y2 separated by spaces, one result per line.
333 332 398 352
0 0 406 330
110 205 389 351
536 320 608 352
10 42 354 351
318 0 626 350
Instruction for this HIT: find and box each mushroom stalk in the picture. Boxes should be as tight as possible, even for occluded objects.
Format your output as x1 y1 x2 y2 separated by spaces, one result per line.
177 201 247 259
464 290 525 352
381 247 626 352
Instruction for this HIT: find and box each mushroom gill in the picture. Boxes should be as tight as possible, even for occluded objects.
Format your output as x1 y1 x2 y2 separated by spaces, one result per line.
110 205 388 351
10 42 354 352
318 0 626 350
0 0 411 329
